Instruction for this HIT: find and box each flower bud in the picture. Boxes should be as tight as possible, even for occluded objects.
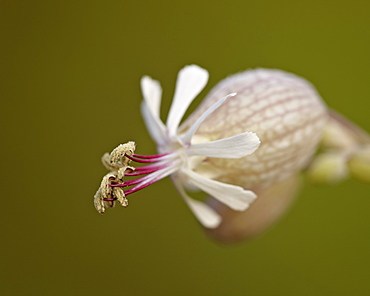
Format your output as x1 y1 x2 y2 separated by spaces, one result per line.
182 69 328 189
348 145 370 184
179 69 328 242
307 152 348 184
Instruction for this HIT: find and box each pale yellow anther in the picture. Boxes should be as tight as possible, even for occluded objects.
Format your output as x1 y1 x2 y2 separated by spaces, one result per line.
94 141 136 214
100 173 116 199
122 198 129 207
94 172 119 214
109 141 136 166
101 153 115 171
93 188 105 214
117 165 134 180
113 187 127 207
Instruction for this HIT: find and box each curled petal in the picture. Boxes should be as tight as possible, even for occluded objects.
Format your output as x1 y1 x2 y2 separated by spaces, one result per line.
188 132 260 159
172 176 221 228
182 93 236 144
166 65 209 137
141 101 166 145
183 169 257 211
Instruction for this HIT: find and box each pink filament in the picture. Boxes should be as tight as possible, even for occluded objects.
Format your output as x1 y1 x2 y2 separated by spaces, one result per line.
124 174 165 195
133 152 170 159
125 153 169 163
107 151 174 196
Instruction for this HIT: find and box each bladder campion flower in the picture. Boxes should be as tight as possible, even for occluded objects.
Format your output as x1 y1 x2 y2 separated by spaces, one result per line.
94 65 370 243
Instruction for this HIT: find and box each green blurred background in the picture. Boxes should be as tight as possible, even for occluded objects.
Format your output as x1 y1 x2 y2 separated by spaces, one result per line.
1 1 370 295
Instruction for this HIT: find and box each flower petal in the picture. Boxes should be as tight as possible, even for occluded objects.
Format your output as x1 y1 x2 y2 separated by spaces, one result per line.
140 101 166 145
183 169 257 211
141 76 162 117
181 93 236 144
188 132 260 159
172 176 221 228
166 65 209 137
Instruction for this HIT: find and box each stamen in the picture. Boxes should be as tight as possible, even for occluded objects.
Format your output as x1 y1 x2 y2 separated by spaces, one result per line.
95 140 182 214
110 163 173 186
133 152 170 159
124 153 161 163
124 168 161 176
133 162 171 171
109 176 148 187
125 162 171 176
124 161 181 196
124 178 158 195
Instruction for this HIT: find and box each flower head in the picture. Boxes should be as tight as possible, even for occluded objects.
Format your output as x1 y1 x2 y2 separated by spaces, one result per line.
95 65 261 228
94 64 369 242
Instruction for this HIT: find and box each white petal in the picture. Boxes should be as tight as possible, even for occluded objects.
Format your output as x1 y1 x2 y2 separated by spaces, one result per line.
183 169 257 211
172 176 221 228
140 101 166 145
183 195 222 229
181 93 236 144
188 132 260 158
166 65 209 137
141 76 162 117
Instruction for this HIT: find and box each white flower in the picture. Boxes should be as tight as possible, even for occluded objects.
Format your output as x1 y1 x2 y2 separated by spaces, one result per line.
95 64 370 242
94 65 261 228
